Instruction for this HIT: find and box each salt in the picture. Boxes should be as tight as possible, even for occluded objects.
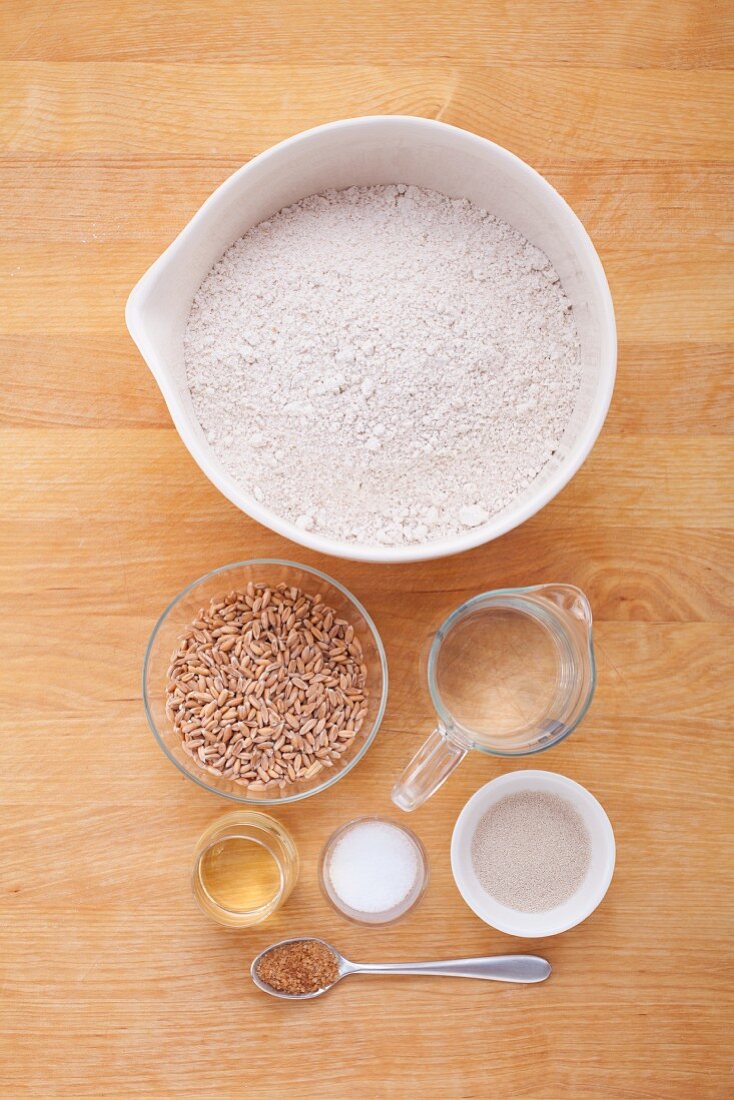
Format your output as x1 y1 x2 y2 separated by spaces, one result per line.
325 819 421 917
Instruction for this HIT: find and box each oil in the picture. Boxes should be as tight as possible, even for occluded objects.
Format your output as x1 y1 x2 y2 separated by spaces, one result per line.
192 810 298 927
199 836 282 912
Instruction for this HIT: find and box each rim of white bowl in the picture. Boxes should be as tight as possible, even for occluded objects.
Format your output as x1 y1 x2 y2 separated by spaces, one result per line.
126 116 617 564
142 558 388 805
451 770 616 937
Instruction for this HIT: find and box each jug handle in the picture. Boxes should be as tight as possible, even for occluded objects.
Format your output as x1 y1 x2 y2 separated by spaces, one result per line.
391 725 467 812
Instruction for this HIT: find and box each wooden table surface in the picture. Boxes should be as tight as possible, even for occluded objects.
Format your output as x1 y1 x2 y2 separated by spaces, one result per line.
2 2 733 1096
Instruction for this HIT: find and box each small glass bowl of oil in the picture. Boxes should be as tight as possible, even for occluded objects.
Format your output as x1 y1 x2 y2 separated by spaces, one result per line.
192 811 298 927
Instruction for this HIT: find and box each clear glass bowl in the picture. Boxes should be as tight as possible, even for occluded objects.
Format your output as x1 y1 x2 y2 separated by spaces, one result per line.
143 560 388 805
192 810 299 927
319 816 429 925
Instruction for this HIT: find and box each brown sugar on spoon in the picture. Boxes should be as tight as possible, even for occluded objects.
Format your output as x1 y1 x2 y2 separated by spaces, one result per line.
165 582 369 791
256 940 340 995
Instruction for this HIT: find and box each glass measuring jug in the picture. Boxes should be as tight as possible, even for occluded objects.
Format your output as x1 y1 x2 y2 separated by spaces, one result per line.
391 584 596 812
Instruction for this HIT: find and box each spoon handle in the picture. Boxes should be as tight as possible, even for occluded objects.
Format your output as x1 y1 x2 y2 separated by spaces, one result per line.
353 955 551 984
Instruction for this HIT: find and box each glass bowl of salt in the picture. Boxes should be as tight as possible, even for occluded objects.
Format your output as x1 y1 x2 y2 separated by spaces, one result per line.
319 817 428 925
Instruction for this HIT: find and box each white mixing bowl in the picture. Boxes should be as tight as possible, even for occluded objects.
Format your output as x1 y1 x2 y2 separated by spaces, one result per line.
126 116 616 563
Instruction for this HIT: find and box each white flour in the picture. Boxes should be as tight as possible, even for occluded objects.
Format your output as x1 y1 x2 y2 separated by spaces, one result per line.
184 185 581 545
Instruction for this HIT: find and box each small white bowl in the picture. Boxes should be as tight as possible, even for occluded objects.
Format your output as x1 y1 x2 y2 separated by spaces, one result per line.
451 770 615 937
127 116 616 563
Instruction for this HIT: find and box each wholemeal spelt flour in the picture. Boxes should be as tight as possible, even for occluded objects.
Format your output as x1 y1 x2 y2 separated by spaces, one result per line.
184 185 582 545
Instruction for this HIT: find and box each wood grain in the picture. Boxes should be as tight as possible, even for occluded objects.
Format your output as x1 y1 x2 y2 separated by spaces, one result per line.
1 2 733 1097
2 64 733 161
2 0 732 65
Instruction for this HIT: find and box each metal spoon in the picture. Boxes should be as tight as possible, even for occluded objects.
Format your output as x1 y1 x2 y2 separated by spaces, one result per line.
251 937 551 999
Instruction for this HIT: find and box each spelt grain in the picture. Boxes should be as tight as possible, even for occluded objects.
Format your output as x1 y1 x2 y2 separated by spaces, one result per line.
166 581 370 792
